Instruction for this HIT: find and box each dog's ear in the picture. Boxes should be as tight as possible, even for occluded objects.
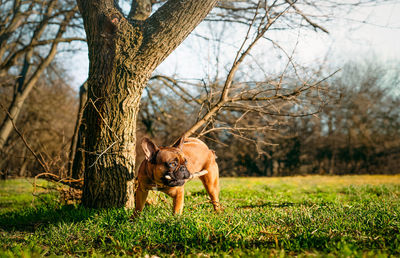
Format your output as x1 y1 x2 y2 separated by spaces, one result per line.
141 137 159 161
172 136 186 149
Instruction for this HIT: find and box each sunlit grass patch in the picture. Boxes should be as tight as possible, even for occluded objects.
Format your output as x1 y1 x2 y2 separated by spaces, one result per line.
0 179 56 213
1 175 399 256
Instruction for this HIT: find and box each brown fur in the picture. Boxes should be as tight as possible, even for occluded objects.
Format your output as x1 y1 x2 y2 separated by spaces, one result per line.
134 137 220 215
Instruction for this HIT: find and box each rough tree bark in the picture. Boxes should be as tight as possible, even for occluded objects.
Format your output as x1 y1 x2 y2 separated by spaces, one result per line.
75 0 217 208
128 0 152 20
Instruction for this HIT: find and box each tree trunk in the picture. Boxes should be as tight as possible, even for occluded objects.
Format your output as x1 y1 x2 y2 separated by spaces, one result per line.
81 78 141 208
128 0 152 20
0 95 24 149
79 22 145 208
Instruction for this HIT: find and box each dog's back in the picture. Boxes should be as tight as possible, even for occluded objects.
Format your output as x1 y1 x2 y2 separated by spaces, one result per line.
181 137 216 173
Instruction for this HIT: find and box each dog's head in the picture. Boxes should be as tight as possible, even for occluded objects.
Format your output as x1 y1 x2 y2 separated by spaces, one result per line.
141 137 190 187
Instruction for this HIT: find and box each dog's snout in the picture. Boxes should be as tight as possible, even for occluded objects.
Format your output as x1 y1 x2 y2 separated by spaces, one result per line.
180 166 190 179
162 164 190 187
176 165 190 180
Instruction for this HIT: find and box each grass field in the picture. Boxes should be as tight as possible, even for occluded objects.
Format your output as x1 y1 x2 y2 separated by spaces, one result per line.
1 175 399 257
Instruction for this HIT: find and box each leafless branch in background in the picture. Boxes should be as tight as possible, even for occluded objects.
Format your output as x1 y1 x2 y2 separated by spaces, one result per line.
0 0 82 153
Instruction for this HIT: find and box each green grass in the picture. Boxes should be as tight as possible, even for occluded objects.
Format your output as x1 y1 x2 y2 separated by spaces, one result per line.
0 175 399 257
0 179 56 213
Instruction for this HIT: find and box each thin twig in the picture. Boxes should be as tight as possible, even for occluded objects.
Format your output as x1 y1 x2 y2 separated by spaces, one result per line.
0 103 49 173
88 141 118 168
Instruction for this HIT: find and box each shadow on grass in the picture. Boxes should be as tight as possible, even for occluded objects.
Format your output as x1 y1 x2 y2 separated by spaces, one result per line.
188 190 207 196
239 201 332 209
0 204 98 232
240 202 298 209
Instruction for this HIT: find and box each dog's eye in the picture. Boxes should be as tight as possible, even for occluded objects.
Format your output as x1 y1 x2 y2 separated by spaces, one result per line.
168 160 178 169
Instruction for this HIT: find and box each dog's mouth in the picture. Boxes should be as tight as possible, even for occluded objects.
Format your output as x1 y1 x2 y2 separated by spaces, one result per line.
163 179 186 187
162 164 191 187
161 170 209 187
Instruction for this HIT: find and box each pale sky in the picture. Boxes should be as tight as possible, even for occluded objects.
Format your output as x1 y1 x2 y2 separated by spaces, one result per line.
63 2 400 89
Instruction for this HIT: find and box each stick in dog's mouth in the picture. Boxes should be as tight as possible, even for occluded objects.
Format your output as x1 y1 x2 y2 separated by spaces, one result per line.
164 170 208 182
188 170 208 179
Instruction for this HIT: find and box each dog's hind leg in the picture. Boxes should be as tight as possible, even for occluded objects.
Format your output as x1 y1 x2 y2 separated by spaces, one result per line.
200 161 220 212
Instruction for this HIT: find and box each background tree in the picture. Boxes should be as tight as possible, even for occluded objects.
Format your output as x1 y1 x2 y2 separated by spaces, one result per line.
0 63 77 179
0 0 83 150
312 60 400 174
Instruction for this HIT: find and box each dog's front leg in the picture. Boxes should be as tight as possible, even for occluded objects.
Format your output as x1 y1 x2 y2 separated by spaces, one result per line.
165 187 185 215
173 188 184 215
134 187 149 214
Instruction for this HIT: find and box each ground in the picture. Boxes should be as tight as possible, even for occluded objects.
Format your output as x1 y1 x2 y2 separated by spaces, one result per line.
0 175 399 257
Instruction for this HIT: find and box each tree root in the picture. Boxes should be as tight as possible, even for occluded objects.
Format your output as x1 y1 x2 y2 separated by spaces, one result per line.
34 173 83 204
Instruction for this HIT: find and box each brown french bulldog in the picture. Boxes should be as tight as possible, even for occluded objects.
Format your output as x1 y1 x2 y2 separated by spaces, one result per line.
134 137 220 215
